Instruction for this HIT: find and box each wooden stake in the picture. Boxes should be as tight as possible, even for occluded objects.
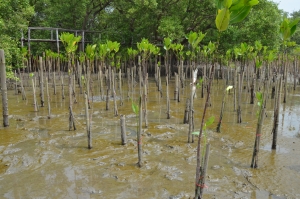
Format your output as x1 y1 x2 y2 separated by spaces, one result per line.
120 115 127 145
0 50 9 127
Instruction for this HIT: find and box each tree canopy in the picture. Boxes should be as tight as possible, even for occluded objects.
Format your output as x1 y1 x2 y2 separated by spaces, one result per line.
0 0 299 69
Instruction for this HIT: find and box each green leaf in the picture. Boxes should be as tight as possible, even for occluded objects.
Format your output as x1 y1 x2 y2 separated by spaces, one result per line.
205 116 215 127
256 91 263 101
230 6 251 24
216 8 230 31
225 0 232 8
255 60 262 68
192 131 200 136
226 85 233 91
247 0 259 6
131 100 139 114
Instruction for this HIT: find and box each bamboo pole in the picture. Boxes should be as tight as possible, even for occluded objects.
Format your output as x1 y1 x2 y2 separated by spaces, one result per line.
137 97 143 167
272 76 282 150
85 93 92 149
39 57 45 107
0 50 9 127
46 77 51 119
120 115 127 145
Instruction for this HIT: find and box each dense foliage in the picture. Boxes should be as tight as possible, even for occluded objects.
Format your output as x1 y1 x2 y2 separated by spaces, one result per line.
0 0 299 69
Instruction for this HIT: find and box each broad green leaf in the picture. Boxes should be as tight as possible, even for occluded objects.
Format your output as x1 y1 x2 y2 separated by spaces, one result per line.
230 6 251 24
216 8 230 32
247 0 259 6
225 0 232 8
230 0 245 11
290 19 299 36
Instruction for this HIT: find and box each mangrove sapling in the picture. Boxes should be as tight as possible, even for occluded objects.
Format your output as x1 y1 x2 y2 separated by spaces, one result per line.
137 39 160 128
59 32 81 131
0 49 9 127
105 40 120 111
251 89 268 168
192 116 214 198
39 57 45 107
216 85 233 133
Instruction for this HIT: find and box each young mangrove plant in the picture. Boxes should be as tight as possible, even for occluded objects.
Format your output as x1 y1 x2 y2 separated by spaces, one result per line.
60 32 82 131
251 89 267 168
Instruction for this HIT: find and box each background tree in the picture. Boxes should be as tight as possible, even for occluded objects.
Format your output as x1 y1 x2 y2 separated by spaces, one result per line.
0 0 34 69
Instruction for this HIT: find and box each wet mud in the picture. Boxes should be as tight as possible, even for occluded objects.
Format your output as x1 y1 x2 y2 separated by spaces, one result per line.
0 77 300 199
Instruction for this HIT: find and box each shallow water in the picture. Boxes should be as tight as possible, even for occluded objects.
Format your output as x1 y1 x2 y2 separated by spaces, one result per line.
0 77 300 199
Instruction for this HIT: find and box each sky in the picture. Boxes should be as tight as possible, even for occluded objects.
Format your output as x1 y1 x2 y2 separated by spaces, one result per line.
271 0 300 13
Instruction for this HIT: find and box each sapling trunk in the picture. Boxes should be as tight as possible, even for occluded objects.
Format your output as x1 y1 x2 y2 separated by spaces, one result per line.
32 77 38 112
216 86 227 133
272 76 282 150
283 59 288 103
196 143 210 198
39 57 45 107
127 67 130 97
120 115 127 145
106 66 111 110
137 97 143 167
174 73 178 100
195 63 215 198
46 77 51 118
18 70 26 100
61 74 65 99
85 93 92 149
166 76 170 119
143 74 148 127
251 81 269 168
112 69 118 116
68 61 76 131
119 69 123 105
0 50 9 126
53 69 57 95
250 77 255 104
237 71 242 123
233 67 237 111
188 69 197 143
183 98 190 124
